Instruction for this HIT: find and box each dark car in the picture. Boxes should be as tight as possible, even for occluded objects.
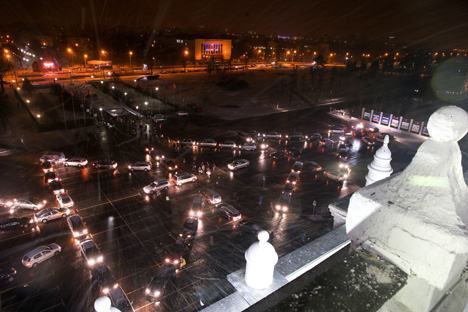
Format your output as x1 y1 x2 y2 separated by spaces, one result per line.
0 218 32 233
338 149 350 160
0 267 17 285
93 160 117 169
42 161 54 173
235 220 262 235
218 204 242 221
49 181 65 194
179 217 198 239
92 265 119 295
145 263 177 303
270 150 287 160
162 159 178 172
44 172 59 184
287 147 302 158
164 239 188 269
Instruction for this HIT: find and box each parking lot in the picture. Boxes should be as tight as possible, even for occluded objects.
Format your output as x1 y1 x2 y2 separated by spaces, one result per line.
0 107 414 312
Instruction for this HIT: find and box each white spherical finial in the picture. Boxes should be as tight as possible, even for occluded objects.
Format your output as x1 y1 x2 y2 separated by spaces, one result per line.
258 230 269 242
427 106 468 142
94 296 112 312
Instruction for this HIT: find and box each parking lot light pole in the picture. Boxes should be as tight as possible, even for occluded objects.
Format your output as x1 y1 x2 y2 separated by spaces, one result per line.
129 51 133 73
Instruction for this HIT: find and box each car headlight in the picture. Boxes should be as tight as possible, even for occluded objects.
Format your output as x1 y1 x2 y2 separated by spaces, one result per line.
189 211 194 216
6 201 13 207
128 166 131 169
73 232 79 237
102 288 109 294
174 259 179 264
113 283 119 289
146 288 150 294
9 209 14 214
83 229 88 234
154 290 161 297
344 174 348 178
88 259 95 266
197 211 202 217
165 258 170 263
283 207 288 211
97 256 103 262
276 205 280 209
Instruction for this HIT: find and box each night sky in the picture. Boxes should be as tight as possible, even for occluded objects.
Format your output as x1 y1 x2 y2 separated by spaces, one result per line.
1 0 468 49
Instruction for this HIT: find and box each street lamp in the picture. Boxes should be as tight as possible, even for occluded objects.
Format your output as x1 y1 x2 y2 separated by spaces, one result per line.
100 50 106 60
287 50 290 61
129 51 133 73
67 48 74 67
257 49 261 63
184 50 188 72
84 54 88 67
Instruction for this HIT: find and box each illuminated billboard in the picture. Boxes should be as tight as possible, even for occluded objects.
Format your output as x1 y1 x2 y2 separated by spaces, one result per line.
195 39 232 61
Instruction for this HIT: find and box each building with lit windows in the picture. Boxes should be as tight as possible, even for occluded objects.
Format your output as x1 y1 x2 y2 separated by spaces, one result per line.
194 39 231 61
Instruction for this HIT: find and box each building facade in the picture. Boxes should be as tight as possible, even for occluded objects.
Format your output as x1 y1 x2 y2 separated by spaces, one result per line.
194 39 231 61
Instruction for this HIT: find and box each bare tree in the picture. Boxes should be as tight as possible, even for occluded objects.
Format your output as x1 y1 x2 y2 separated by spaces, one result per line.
0 57 11 94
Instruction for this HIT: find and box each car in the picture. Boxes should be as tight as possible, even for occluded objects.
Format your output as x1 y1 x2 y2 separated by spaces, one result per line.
303 161 323 172
44 172 59 184
338 149 350 160
79 238 104 267
237 131 258 142
271 150 287 160
92 265 119 295
219 141 237 149
291 161 304 173
152 114 166 122
287 147 302 158
319 138 335 147
42 161 54 173
0 217 33 233
0 268 17 285
228 159 250 171
176 111 188 116
365 126 380 133
256 137 269 149
283 182 296 195
323 170 348 181
362 136 376 147
67 214 88 238
276 192 292 213
39 152 65 164
49 181 65 195
128 161 152 172
145 264 177 303
235 220 262 235
179 138 195 146
265 132 281 139
162 159 178 171
34 207 70 223
201 189 222 204
164 240 187 269
172 172 197 186
148 149 165 161
22 244 61 268
241 142 257 151
218 204 242 221
179 217 198 239
330 124 347 134
190 196 205 217
93 160 118 169
287 132 303 141
56 193 74 208
10 197 46 211
143 179 170 194
286 172 300 184
376 133 395 143
198 139 217 147
64 157 88 167
307 133 322 141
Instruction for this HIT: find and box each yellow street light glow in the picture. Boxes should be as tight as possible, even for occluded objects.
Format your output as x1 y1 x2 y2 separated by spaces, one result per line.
101 50 106 55
184 50 188 55
37 114 41 118
67 48 72 53
129 51 133 55
84 54 88 58
287 51 290 55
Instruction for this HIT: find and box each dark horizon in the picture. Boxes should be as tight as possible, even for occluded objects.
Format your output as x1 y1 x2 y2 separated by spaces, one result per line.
1 0 468 50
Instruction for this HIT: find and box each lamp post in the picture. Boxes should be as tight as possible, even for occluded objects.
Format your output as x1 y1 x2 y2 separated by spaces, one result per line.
129 51 133 73
287 50 290 62
84 54 88 67
67 48 74 68
257 49 261 64
100 49 106 61
184 50 188 72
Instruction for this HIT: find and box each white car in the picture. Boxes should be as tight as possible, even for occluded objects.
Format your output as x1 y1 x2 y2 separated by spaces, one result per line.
152 114 166 122
286 172 300 184
129 161 152 171
228 159 250 171
265 132 281 139
324 170 348 181
10 198 46 211
176 111 188 116
143 179 170 194
64 158 88 167
34 207 70 223
179 138 195 146
79 238 104 267
172 172 197 186
56 193 74 208
241 142 257 151
198 139 217 147
219 141 237 149
22 244 61 268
